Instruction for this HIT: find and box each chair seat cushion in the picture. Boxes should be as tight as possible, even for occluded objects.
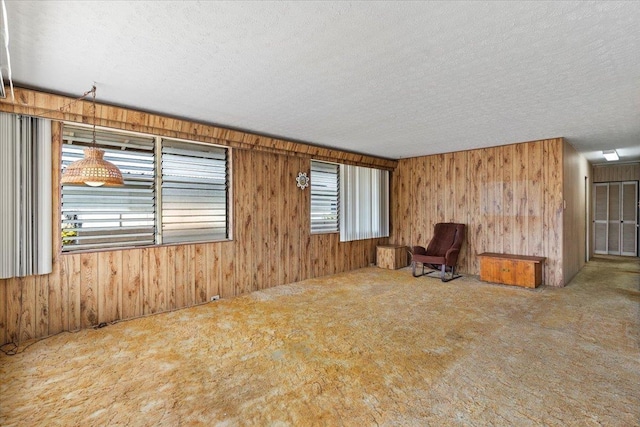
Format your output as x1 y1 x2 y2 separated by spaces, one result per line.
413 254 445 265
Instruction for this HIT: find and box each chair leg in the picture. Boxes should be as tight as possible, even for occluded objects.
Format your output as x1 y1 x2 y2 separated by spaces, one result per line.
412 261 425 277
441 265 462 282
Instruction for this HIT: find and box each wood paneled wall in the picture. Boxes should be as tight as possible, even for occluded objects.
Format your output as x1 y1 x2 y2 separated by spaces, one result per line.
0 91 389 346
593 162 640 183
0 87 396 171
562 142 591 283
390 138 565 286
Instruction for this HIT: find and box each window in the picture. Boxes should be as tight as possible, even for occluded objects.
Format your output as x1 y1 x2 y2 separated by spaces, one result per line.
310 161 339 233
310 159 390 241
339 164 389 242
161 139 228 244
61 124 229 252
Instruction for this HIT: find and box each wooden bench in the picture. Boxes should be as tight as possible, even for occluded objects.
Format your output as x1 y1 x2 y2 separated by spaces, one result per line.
478 253 546 288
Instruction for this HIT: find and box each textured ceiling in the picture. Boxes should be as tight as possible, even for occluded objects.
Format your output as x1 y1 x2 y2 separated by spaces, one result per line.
2 1 640 163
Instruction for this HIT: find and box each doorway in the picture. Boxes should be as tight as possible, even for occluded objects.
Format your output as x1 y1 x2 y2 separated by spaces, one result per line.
593 181 639 256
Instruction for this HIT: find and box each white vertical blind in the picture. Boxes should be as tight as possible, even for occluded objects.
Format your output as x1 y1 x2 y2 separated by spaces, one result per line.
161 139 228 244
339 164 389 242
0 112 52 279
310 160 339 233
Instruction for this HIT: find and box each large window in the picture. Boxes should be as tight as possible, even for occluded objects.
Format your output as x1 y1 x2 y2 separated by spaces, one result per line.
61 124 229 252
310 159 389 241
339 164 389 242
310 161 339 234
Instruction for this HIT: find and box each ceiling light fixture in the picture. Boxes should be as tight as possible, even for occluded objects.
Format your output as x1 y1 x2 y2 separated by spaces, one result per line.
602 149 619 162
60 86 124 187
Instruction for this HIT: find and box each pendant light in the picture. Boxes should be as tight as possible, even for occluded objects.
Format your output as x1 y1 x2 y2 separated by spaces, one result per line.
60 86 124 187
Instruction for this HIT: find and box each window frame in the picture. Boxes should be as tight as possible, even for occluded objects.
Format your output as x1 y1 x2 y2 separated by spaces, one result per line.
60 122 232 253
310 160 340 234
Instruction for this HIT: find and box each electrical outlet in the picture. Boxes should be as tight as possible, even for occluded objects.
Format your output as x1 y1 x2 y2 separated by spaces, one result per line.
210 295 220 302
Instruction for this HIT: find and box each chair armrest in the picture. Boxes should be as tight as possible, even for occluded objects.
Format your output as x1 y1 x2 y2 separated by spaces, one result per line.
445 248 460 266
412 246 427 256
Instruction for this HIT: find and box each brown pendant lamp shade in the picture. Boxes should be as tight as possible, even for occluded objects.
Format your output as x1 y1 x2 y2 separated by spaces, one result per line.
60 147 124 187
60 85 124 187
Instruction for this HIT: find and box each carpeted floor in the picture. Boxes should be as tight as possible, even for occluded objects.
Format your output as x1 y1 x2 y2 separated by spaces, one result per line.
1 255 639 426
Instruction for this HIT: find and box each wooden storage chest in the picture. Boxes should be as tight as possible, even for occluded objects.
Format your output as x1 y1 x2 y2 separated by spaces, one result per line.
478 253 546 288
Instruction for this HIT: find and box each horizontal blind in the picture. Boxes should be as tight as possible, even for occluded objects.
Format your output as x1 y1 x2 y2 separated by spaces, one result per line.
339 164 389 242
161 139 228 244
61 125 156 251
311 161 339 233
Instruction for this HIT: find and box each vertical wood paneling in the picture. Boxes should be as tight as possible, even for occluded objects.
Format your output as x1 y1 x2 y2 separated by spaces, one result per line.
207 243 221 300
220 242 236 299
467 149 483 273
0 281 5 344
299 160 312 282
277 155 288 285
80 253 98 328
502 145 515 257
285 157 299 283
20 277 35 341
35 275 49 339
166 246 176 310
545 139 564 286
0 111 391 346
235 149 253 295
391 159 412 247
173 245 187 309
48 122 64 336
593 163 640 182
143 247 166 314
513 143 528 256
67 254 82 331
193 245 207 303
268 154 279 285
253 155 264 290
121 249 142 319
392 138 565 286
0 131 572 347
526 142 544 256
98 251 121 324
562 141 589 285
484 148 498 253
47 260 65 336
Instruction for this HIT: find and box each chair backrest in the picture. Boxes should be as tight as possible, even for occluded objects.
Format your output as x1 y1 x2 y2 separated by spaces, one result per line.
425 223 466 257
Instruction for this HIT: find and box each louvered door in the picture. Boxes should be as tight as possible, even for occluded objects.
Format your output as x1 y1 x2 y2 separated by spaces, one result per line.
593 181 638 256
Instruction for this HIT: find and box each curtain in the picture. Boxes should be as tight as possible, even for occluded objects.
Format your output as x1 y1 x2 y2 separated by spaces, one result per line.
0 112 52 278
339 164 389 242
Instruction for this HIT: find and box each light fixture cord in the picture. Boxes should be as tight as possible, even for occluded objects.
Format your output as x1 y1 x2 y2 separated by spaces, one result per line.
91 85 97 147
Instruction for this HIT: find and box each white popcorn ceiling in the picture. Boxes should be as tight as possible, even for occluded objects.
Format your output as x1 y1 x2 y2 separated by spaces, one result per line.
3 1 640 163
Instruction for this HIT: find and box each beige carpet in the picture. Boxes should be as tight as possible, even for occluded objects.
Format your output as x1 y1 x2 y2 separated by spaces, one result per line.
1 256 638 426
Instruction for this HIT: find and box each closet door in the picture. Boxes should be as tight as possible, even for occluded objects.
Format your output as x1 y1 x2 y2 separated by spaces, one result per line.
593 183 608 255
608 183 621 255
594 181 639 256
621 181 638 256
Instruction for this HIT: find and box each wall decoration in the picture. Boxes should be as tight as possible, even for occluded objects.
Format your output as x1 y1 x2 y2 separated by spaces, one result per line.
296 172 309 190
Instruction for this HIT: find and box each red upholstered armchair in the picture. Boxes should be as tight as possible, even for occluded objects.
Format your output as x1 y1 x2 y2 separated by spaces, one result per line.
411 223 465 282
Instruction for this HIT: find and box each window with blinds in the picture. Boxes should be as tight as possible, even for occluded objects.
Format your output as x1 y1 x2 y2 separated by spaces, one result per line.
61 126 156 251
310 161 339 233
339 164 389 242
61 125 230 252
161 139 228 244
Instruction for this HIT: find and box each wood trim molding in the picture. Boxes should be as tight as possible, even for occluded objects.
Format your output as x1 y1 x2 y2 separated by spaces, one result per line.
0 86 397 170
